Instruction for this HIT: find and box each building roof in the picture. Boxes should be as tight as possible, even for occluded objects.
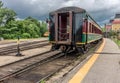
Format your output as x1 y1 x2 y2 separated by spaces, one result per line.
105 24 111 29
112 19 120 24
115 14 120 19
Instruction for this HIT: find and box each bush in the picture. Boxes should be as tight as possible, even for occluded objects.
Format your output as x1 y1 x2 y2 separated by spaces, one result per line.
22 33 31 38
117 33 120 40
2 34 16 39
34 35 39 38
2 34 10 39
9 34 16 39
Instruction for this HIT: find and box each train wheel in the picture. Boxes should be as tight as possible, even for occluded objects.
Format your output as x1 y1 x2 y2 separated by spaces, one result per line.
60 45 68 53
51 45 55 51
83 45 88 53
75 47 84 54
51 44 60 51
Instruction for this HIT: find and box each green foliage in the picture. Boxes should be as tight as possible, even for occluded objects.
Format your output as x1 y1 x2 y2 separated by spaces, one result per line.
109 30 117 37
0 18 47 39
112 37 120 47
40 22 47 36
2 34 16 39
22 33 31 38
0 1 3 8
0 1 47 39
0 1 16 26
39 80 45 83
101 27 105 32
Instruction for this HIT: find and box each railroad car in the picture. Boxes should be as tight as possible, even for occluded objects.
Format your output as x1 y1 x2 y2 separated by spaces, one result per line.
47 6 102 53
43 31 49 37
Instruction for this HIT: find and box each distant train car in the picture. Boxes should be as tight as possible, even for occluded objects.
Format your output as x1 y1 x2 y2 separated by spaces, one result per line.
43 32 49 37
48 6 102 53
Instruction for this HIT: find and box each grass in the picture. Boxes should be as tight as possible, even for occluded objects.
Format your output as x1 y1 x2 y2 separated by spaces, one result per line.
112 38 120 47
39 80 45 83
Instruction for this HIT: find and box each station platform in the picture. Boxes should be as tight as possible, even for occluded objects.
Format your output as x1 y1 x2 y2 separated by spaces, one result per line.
63 38 120 83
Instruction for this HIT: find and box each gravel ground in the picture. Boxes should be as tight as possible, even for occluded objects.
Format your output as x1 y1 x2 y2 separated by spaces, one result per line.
0 45 51 66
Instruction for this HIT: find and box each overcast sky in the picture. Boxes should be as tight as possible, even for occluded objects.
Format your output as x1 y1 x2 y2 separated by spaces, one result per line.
1 0 120 26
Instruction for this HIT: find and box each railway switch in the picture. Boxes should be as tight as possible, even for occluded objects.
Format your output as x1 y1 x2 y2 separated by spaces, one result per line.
16 36 24 56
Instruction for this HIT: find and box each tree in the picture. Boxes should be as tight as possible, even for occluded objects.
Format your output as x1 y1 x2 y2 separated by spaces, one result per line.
0 1 3 8
25 16 40 27
40 22 47 36
0 1 47 39
0 1 16 26
5 8 16 24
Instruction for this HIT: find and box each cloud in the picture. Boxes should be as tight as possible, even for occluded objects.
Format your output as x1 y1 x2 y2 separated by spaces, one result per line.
1 0 120 26
2 0 65 19
63 0 120 26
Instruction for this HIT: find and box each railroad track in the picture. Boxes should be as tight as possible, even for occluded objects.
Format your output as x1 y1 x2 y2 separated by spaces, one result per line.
0 41 21 45
0 50 78 83
0 40 47 49
0 50 62 82
0 41 102 83
0 40 49 55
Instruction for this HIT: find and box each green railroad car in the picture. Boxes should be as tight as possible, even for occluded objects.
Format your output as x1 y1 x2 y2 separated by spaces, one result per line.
47 6 102 53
